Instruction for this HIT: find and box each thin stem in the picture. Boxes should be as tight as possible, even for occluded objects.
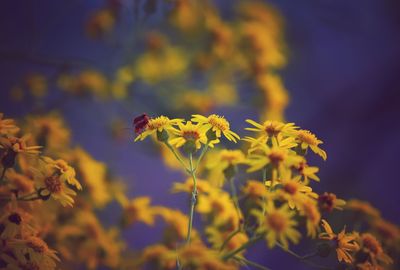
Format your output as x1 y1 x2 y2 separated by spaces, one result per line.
194 144 208 171
219 228 241 252
186 153 198 244
275 243 331 270
222 234 264 261
261 167 267 216
0 167 7 185
228 177 242 222
233 256 272 270
164 142 190 173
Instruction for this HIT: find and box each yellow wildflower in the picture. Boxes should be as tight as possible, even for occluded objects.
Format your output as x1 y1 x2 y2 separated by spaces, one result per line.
0 201 35 239
0 113 19 135
318 192 346 212
296 129 327 160
121 196 156 226
299 200 321 238
135 116 182 142
206 149 245 186
293 159 320 182
169 121 209 150
359 233 393 266
191 114 240 142
253 203 301 249
346 199 381 218
319 219 359 263
245 119 297 146
241 180 267 199
42 156 82 190
171 177 213 194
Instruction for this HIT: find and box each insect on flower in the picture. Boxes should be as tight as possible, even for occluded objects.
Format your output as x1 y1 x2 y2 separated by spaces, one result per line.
133 113 150 134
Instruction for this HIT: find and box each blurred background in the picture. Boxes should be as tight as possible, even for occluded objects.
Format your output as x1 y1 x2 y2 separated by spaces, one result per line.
1 0 399 269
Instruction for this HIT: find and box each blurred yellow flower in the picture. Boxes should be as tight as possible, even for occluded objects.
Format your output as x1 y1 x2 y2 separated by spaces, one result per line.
192 114 240 143
0 113 19 135
296 129 327 160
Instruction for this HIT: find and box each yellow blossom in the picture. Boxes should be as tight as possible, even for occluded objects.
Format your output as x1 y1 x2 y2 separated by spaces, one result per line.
191 114 240 142
296 129 327 160
169 121 209 150
135 116 183 142
0 113 19 135
121 196 156 226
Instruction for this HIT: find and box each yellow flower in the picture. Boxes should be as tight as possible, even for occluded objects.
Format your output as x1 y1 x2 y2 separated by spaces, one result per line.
245 144 301 181
241 180 267 199
135 116 182 142
359 233 393 266
299 200 321 238
319 219 359 263
296 129 327 160
318 192 346 212
9 236 59 268
171 177 213 194
0 200 35 239
253 203 301 249
42 156 82 190
245 119 297 146
206 149 245 186
268 172 318 209
169 121 209 150
191 114 240 142
293 159 320 183
345 199 381 218
0 134 42 156
31 159 79 207
0 113 19 135
206 226 248 254
121 196 155 226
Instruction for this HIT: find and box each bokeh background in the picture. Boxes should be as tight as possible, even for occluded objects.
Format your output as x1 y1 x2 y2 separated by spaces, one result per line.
1 0 399 269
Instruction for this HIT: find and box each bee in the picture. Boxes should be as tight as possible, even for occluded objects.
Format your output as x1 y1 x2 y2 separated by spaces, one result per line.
133 113 149 134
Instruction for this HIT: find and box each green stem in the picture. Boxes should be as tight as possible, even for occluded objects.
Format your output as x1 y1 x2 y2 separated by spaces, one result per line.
219 228 241 252
228 177 242 222
194 144 208 171
233 256 272 270
222 234 264 261
186 153 197 244
164 142 190 173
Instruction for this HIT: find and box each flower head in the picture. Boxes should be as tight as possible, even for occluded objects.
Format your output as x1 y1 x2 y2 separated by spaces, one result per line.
0 113 20 135
191 114 240 142
319 219 359 263
296 129 327 160
134 115 182 141
253 203 301 249
169 121 209 151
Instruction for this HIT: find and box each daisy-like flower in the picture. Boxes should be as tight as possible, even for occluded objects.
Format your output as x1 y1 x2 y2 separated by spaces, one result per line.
293 159 320 183
0 134 42 169
318 192 346 212
267 171 318 209
191 114 240 142
121 196 156 226
295 129 327 160
319 219 359 264
41 156 82 190
245 144 301 181
0 200 36 239
9 236 60 268
169 121 209 151
358 233 393 266
253 203 301 249
134 115 183 142
31 160 80 207
0 113 20 135
245 119 297 146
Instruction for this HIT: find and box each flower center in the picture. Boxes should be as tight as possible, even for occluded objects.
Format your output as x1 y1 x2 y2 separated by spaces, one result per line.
283 182 298 195
264 122 281 137
183 130 200 141
45 176 62 193
267 212 287 233
297 130 318 145
268 150 285 166
8 212 22 225
208 115 229 131
147 116 169 130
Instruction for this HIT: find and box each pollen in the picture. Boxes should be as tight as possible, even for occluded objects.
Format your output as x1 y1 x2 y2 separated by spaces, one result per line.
297 130 319 145
267 212 287 233
283 182 298 195
182 130 200 140
147 116 170 130
268 150 285 166
208 114 229 131
45 176 62 193
27 236 49 253
264 121 281 137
